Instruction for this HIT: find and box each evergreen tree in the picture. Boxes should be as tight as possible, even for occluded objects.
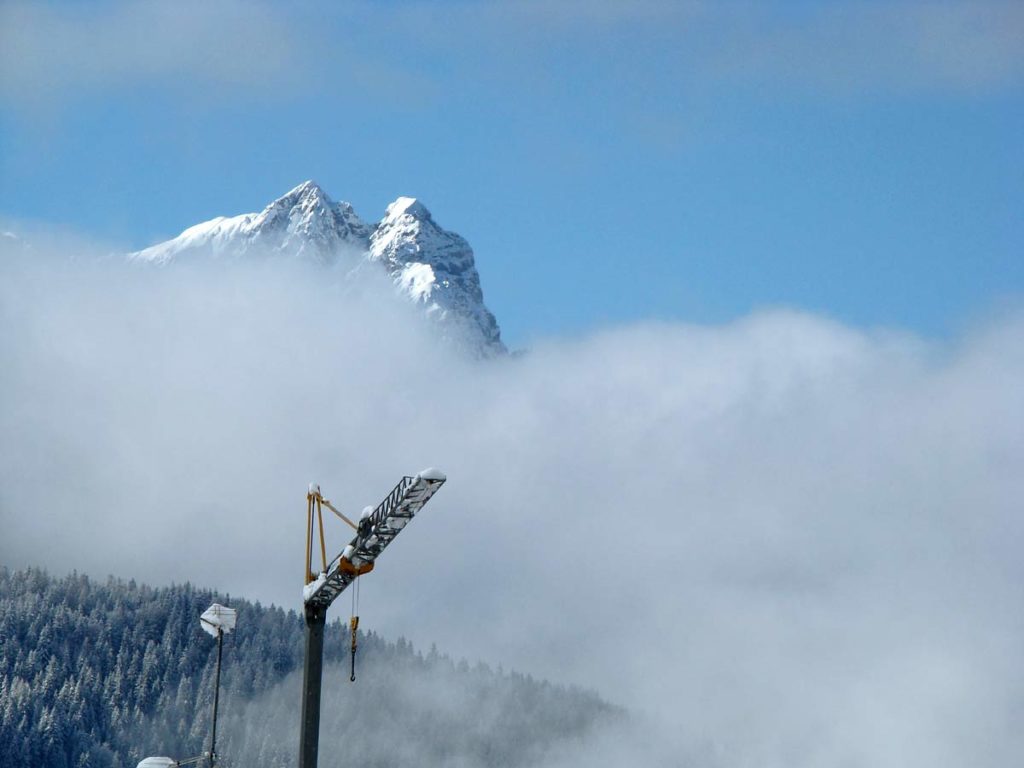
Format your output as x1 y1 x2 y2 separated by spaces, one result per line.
0 567 617 767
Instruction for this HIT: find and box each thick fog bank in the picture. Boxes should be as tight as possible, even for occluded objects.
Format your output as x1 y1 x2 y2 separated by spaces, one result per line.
2 243 1021 766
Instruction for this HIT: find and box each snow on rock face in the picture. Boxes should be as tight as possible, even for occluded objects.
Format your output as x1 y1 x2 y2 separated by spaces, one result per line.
128 182 505 355
248 180 370 260
370 196 505 355
130 181 370 266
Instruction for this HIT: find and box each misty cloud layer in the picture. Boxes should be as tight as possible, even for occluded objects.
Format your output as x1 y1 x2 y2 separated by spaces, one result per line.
5 1 1022 112
2 242 1022 766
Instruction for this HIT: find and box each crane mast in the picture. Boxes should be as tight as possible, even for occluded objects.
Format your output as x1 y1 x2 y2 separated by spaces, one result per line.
299 469 446 768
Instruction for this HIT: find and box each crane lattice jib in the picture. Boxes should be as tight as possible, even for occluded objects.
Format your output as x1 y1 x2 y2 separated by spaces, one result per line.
303 471 446 610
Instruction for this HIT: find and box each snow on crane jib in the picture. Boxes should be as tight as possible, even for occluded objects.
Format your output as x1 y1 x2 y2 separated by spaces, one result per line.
303 468 447 609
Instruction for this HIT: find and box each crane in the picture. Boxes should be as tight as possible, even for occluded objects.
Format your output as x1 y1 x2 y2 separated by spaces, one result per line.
299 468 446 768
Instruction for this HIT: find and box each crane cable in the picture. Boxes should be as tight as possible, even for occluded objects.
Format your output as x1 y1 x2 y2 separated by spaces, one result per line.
349 575 360 682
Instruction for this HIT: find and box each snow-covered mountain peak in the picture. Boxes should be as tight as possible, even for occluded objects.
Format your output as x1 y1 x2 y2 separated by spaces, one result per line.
131 181 369 265
248 180 370 256
272 179 330 207
370 196 505 354
383 196 431 221
285 179 327 199
258 180 359 227
130 183 504 354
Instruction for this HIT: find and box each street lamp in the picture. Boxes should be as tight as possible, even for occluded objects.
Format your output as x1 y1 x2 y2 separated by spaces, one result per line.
136 603 237 768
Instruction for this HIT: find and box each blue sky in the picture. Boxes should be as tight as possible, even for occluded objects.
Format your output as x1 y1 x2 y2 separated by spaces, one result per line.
4 8 1024 759
1 0 1021 347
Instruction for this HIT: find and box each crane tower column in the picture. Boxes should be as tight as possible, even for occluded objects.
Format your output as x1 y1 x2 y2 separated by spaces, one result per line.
298 604 326 768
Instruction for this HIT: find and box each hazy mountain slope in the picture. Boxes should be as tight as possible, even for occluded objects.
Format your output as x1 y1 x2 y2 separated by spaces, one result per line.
0 568 615 768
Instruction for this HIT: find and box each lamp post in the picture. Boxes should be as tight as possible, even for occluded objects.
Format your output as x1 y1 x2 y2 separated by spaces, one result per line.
199 603 237 766
136 603 237 768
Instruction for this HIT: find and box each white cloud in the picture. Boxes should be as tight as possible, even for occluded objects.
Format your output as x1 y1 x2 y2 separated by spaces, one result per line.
704 1 1024 95
1 239 1021 765
3 0 1020 118
0 1 303 108
359 0 1024 96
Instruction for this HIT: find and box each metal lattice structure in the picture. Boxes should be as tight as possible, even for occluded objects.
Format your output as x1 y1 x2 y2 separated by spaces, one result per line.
303 470 446 610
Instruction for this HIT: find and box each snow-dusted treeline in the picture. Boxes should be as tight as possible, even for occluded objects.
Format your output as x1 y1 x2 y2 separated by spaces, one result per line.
0 568 615 768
